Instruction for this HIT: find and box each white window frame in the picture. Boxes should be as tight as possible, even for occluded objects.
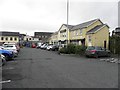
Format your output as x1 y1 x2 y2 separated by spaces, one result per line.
88 35 91 42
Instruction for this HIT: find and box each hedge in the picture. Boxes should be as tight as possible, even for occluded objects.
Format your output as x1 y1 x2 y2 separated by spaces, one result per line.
59 44 87 55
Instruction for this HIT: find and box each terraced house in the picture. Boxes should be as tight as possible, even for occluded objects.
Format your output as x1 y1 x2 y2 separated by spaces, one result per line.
0 31 19 45
49 19 109 49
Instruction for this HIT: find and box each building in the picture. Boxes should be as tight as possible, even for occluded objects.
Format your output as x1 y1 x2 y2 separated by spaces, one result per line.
0 31 19 45
112 27 120 37
34 32 53 43
49 31 58 45
49 19 109 49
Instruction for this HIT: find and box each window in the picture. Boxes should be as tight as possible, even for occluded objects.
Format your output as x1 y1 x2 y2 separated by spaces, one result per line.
29 38 31 40
74 31 76 36
88 35 91 42
76 30 78 35
1 37 4 40
10 37 13 41
14 37 17 41
80 29 82 35
5 37 7 40
96 47 102 50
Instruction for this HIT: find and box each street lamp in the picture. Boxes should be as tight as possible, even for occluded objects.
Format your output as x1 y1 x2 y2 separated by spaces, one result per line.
67 0 69 45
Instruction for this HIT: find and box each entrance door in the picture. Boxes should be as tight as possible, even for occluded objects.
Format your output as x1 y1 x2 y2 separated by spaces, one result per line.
104 40 106 48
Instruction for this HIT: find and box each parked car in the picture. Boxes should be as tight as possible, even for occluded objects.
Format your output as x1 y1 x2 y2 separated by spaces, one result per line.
3 42 20 52
32 43 36 48
46 44 53 51
36 42 42 49
40 43 48 49
85 46 111 58
0 54 6 66
51 45 59 51
0 48 14 60
3 45 18 57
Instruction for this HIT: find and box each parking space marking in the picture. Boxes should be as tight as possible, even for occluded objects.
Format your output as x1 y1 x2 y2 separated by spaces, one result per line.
0 80 11 84
3 67 15 70
99 58 119 63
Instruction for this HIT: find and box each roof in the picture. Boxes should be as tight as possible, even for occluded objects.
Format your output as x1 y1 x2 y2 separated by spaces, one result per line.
71 19 99 30
86 24 106 34
34 32 53 36
63 24 74 29
0 31 19 36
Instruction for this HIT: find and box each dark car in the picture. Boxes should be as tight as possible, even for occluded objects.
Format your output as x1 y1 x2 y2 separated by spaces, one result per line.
85 46 111 58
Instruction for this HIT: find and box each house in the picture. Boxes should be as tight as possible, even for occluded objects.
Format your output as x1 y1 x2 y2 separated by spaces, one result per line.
0 31 19 45
34 32 53 43
50 19 109 49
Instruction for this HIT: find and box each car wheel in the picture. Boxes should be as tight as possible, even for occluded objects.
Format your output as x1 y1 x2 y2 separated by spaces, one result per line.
85 55 89 58
94 54 98 58
107 53 111 57
2 58 6 66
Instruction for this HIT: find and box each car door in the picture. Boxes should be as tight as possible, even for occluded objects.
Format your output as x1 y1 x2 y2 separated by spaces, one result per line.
101 47 106 56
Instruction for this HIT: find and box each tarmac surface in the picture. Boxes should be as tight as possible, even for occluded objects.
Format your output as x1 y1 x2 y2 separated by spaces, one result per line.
2 47 118 88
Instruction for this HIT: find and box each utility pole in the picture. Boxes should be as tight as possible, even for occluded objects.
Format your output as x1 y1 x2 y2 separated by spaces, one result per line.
67 0 70 45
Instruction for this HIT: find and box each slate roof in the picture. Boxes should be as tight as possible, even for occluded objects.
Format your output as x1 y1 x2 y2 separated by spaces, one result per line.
0 31 19 36
71 19 99 30
63 19 100 31
63 24 74 29
86 24 106 34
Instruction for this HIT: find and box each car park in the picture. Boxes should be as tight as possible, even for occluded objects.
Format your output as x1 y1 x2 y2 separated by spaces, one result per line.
85 46 111 58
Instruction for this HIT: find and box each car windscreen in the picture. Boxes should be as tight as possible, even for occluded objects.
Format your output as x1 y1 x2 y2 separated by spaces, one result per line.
87 46 95 50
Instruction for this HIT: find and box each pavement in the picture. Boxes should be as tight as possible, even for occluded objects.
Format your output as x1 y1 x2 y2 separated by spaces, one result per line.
2 47 118 88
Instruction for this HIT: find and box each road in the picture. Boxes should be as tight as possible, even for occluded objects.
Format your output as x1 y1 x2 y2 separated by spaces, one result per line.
2 47 118 88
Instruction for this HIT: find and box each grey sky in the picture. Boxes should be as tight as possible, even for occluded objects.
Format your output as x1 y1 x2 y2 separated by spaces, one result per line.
0 0 119 36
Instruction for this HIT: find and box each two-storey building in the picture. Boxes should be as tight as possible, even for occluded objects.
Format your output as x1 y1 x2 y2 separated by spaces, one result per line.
0 31 19 45
50 19 109 49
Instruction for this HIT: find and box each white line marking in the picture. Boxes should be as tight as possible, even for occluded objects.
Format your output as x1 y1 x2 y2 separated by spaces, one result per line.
0 80 11 84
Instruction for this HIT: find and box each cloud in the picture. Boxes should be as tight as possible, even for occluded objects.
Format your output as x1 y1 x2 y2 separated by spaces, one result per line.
0 0 118 35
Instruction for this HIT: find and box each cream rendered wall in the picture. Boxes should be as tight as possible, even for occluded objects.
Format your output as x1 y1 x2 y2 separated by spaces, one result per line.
50 33 58 44
70 20 103 42
70 29 85 40
93 26 109 49
0 36 19 43
85 20 103 46
86 26 109 49
58 25 68 41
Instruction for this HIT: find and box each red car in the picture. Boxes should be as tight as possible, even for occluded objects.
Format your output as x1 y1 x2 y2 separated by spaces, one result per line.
32 43 36 48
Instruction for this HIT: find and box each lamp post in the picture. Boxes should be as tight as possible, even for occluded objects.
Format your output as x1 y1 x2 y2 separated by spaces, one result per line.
67 0 69 45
